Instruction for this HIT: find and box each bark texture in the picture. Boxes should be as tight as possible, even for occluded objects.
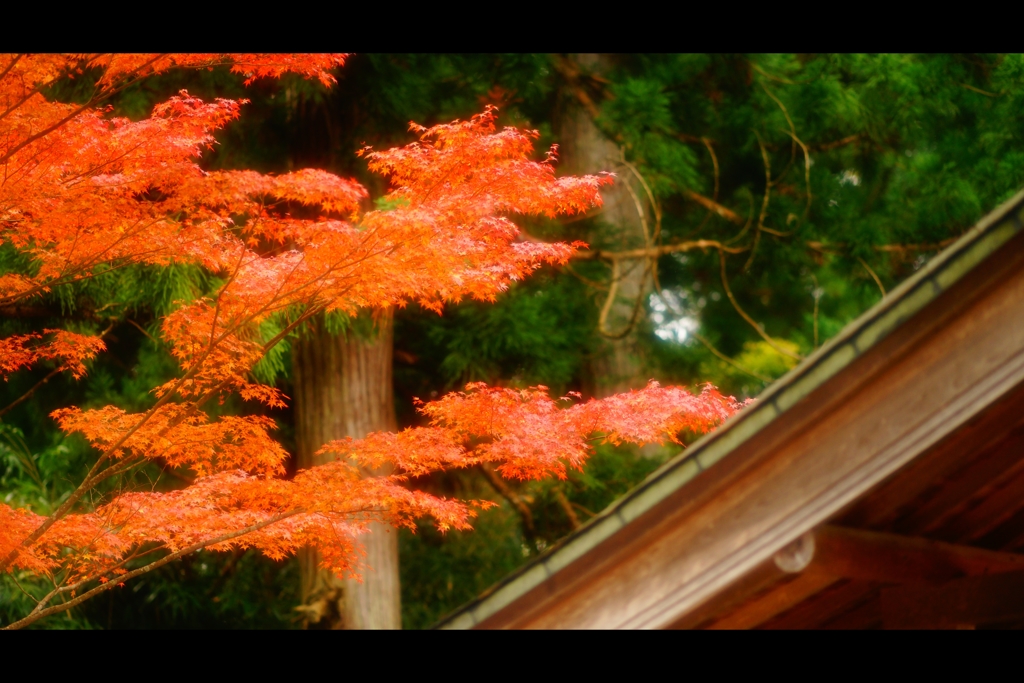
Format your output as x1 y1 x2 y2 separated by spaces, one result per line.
292 310 401 629
557 54 651 397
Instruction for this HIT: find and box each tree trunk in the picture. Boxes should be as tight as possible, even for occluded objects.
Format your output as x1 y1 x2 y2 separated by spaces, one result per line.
557 53 651 398
292 310 401 629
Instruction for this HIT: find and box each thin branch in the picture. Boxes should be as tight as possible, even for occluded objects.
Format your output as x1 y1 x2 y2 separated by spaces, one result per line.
596 258 650 340
719 250 802 361
574 240 746 261
0 367 61 420
759 81 797 182
620 152 661 243
125 319 159 344
813 135 859 153
784 130 813 221
3 508 304 630
691 331 771 383
563 262 610 290
745 133 773 272
724 189 756 246
554 487 580 530
0 321 116 419
858 256 886 297
620 169 651 247
749 61 797 85
959 83 999 97
0 54 23 85
683 190 744 225
0 55 169 166
805 238 956 254
478 464 534 536
703 137 720 204
811 274 822 351
558 207 605 225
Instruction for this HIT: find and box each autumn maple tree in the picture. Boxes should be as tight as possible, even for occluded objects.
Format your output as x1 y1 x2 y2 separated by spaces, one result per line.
0 54 743 629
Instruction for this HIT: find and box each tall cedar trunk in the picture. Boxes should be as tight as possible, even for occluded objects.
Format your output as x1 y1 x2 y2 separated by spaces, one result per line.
557 54 650 397
292 311 401 629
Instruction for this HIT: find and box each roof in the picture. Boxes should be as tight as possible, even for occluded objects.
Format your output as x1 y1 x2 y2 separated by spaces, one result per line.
437 187 1024 629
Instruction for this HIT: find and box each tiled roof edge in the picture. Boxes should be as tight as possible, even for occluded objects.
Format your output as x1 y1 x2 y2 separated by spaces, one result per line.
435 187 1024 629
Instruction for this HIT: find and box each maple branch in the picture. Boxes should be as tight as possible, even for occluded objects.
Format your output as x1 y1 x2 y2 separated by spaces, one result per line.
24 540 157 619
0 58 76 124
478 464 535 538
58 141 151 188
0 54 23 85
8 571 39 605
0 366 62 420
0 217 173 307
554 486 580 530
208 248 251 351
0 55 168 166
3 508 304 630
0 322 118 421
0 296 273 571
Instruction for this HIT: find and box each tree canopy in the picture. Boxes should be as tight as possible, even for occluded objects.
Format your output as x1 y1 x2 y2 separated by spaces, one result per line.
0 54 745 629
4 54 1024 628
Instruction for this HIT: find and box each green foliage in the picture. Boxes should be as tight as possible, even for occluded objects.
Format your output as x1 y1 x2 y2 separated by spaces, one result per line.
589 54 1024 402
432 275 595 392
9 54 1024 629
400 501 526 630
399 442 670 629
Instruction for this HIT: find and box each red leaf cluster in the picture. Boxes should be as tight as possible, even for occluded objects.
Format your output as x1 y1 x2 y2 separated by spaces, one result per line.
0 55 743 614
0 330 105 380
3 382 741 581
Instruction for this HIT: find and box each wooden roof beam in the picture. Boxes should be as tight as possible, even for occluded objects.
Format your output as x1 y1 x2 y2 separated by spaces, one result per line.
805 525 1024 584
703 526 1024 629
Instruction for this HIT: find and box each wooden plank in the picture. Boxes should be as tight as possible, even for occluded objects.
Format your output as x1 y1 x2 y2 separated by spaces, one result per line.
893 424 1024 536
837 397 1024 530
474 232 1024 629
821 593 883 630
836 387 1024 531
979 507 1024 552
934 466 1024 544
667 558 789 629
758 580 872 629
706 569 838 629
881 571 1024 629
